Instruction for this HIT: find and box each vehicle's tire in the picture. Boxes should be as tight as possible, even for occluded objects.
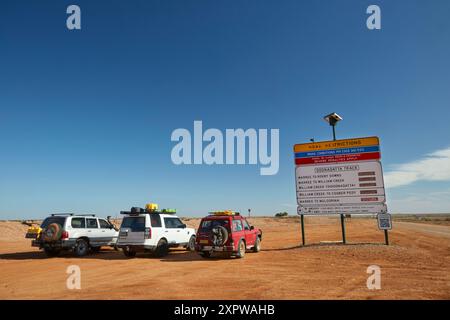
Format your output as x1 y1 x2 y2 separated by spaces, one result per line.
154 238 169 257
122 246 136 257
186 235 196 251
236 239 246 258
74 239 89 257
199 251 212 258
43 223 63 242
253 237 261 253
44 247 61 257
211 226 228 246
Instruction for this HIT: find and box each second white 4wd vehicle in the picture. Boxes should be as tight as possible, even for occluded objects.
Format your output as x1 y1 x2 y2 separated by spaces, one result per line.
117 206 196 257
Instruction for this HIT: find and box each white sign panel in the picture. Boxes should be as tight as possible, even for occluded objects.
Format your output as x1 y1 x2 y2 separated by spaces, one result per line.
296 161 386 212
377 213 392 230
298 204 387 215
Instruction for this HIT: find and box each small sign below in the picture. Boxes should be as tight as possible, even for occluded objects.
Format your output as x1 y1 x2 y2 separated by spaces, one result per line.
377 213 392 230
298 203 387 215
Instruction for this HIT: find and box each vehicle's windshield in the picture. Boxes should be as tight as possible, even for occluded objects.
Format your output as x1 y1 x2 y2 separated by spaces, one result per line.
121 216 145 232
199 219 230 232
41 217 66 228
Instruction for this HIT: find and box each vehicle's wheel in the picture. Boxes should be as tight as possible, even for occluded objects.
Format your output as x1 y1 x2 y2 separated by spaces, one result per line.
186 236 196 251
122 246 136 257
211 226 228 246
236 240 246 258
74 239 89 257
43 223 63 242
199 251 211 258
154 239 169 257
44 247 61 257
253 237 261 253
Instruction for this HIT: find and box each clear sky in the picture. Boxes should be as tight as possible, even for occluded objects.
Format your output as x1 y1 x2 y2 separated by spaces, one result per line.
1 0 450 219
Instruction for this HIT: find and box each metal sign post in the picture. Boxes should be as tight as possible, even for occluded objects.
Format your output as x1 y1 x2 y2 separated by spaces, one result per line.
325 113 347 244
301 214 306 246
340 214 346 244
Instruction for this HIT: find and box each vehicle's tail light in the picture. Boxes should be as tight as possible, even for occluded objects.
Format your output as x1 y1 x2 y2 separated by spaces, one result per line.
61 231 69 240
144 227 151 239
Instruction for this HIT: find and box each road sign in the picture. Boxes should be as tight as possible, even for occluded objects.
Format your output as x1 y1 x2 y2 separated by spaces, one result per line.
294 136 379 153
298 204 387 215
295 161 386 206
294 137 380 165
294 136 387 215
377 213 392 230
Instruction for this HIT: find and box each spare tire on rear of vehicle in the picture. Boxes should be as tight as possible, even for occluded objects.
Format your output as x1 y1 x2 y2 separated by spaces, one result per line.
43 223 63 242
210 226 228 246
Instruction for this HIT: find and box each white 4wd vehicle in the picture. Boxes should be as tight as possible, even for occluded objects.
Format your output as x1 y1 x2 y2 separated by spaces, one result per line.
32 214 119 257
117 207 196 257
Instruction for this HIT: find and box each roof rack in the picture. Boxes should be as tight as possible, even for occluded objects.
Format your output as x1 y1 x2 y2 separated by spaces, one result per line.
120 207 177 215
51 213 96 217
209 210 240 216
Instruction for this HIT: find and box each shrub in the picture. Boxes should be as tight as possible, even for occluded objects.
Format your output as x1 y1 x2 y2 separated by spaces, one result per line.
275 212 288 217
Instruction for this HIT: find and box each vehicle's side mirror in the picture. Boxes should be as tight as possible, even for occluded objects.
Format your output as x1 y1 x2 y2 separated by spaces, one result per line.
180 224 187 228
250 225 255 230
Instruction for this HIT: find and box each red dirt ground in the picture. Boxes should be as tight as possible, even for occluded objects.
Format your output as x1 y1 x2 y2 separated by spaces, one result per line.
0 217 449 299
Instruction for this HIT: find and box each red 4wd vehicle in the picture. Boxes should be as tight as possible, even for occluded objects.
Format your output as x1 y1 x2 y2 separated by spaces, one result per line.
195 211 262 258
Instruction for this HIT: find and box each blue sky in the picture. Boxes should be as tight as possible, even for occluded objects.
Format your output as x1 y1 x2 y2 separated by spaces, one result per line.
1 0 450 219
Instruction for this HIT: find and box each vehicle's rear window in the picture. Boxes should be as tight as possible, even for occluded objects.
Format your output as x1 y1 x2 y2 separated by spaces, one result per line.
150 214 162 227
86 218 98 228
121 217 146 232
199 219 230 232
232 220 243 232
41 217 66 228
71 218 85 228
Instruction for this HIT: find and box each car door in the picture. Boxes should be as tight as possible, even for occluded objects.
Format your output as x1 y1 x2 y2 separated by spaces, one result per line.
86 218 101 246
172 217 190 243
163 217 186 244
119 215 146 244
69 217 86 240
98 218 115 245
149 214 162 245
162 217 177 244
232 218 245 247
242 218 255 247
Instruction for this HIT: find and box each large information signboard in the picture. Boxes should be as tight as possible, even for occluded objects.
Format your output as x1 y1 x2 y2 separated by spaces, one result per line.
294 137 387 215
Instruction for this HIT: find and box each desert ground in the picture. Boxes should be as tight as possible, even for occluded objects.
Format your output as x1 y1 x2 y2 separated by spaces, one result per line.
0 215 449 299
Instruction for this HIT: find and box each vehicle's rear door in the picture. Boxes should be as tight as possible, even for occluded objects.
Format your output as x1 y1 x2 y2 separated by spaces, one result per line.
86 218 101 246
232 218 245 247
149 214 162 244
69 217 86 240
196 219 213 246
242 218 255 247
119 216 146 244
